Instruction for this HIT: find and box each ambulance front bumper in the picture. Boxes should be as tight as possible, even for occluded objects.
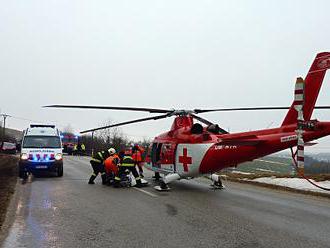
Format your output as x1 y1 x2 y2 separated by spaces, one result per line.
19 160 63 172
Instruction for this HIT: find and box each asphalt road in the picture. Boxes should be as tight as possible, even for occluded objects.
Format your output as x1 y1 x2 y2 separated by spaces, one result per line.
2 156 330 248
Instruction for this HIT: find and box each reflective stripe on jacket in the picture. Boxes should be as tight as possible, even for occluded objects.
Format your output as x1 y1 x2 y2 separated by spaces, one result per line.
91 150 109 163
121 155 135 167
91 158 102 163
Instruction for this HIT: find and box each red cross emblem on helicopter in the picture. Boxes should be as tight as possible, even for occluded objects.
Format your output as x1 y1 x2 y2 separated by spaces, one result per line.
179 147 192 172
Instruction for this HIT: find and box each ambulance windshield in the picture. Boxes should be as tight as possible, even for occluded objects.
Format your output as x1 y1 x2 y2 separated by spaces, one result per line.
23 136 61 149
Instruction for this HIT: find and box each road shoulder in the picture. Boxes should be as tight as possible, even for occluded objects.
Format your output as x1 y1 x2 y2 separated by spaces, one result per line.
224 177 330 199
0 155 19 246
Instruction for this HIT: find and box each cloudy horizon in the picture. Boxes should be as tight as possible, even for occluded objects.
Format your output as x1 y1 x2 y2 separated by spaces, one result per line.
1 0 330 152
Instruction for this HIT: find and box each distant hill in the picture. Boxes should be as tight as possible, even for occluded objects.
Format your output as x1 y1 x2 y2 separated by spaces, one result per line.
274 150 330 162
0 127 23 142
313 153 330 162
236 156 294 174
232 154 330 175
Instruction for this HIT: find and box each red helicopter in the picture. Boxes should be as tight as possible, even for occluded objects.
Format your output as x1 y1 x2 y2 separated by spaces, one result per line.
46 52 330 191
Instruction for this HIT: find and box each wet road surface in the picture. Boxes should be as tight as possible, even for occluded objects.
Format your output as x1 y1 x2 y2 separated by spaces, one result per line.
2 156 330 248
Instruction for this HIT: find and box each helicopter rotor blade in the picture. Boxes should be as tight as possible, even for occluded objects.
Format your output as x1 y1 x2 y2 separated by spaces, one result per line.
194 106 330 113
44 105 172 114
80 113 171 134
194 107 290 113
314 106 330 109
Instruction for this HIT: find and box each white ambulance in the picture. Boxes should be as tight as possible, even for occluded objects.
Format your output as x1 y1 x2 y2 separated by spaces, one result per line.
19 124 63 179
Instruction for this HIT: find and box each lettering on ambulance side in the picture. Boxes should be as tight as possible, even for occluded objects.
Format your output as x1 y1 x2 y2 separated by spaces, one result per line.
175 143 213 176
29 149 55 153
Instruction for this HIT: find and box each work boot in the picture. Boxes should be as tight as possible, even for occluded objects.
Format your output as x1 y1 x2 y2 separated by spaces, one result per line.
113 180 121 188
88 175 96 184
135 179 143 188
101 174 107 185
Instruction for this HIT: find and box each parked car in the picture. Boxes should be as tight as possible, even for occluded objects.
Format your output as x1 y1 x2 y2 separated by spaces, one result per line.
0 142 17 154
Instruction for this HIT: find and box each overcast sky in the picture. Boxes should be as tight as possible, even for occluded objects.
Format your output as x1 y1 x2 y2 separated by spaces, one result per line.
1 0 330 151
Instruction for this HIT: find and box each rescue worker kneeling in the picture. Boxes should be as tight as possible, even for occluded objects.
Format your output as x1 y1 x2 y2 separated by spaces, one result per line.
88 148 111 185
104 148 120 185
116 152 144 188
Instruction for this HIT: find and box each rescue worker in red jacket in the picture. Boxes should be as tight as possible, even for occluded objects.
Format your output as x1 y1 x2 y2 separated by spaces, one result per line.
132 143 144 178
117 149 143 187
88 148 111 185
104 148 120 185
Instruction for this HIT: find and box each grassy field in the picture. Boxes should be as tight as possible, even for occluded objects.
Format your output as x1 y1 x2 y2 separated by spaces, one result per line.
0 154 18 230
222 156 330 182
235 156 294 174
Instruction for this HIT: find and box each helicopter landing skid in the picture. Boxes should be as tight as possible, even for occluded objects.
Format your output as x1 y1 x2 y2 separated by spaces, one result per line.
210 183 225 190
154 185 171 191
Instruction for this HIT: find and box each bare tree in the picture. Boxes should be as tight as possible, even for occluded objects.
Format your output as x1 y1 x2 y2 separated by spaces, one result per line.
79 119 153 156
140 137 152 149
80 119 130 154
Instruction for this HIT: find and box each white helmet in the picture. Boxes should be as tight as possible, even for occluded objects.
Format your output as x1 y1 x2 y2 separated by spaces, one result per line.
108 148 116 155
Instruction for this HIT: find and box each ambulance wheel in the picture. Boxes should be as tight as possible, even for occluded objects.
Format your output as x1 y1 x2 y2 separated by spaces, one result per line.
57 164 63 177
19 170 28 180
23 172 28 180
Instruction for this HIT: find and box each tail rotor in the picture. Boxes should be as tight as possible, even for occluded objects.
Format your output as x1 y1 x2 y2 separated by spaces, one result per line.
293 77 305 176
289 77 330 191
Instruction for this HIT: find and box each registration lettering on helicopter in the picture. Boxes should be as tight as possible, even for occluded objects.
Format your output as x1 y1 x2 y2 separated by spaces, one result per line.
214 145 237 150
281 135 297 143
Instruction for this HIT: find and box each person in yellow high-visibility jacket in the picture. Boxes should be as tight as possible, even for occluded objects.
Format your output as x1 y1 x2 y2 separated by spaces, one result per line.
88 148 111 185
117 151 143 187
80 143 86 156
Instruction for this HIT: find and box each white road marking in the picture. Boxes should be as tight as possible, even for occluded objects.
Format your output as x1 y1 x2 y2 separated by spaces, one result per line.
133 187 158 197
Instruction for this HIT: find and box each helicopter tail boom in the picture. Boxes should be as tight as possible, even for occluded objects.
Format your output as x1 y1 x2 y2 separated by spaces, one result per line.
282 52 330 126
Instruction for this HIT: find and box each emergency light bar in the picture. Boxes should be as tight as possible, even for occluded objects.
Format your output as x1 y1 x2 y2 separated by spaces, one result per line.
30 124 56 128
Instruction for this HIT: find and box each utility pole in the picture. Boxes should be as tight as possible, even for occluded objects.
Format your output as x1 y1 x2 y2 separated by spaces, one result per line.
0 114 11 142
91 131 94 156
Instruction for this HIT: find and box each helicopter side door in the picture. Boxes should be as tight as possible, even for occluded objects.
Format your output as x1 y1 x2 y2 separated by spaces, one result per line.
147 142 176 173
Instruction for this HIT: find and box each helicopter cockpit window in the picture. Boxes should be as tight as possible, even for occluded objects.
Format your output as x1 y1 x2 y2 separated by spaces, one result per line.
207 124 221 134
191 123 203 134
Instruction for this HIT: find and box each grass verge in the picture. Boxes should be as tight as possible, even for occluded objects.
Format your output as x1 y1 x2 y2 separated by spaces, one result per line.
221 173 330 199
221 172 330 182
0 154 18 230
